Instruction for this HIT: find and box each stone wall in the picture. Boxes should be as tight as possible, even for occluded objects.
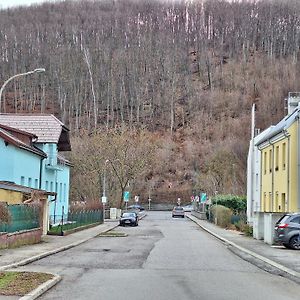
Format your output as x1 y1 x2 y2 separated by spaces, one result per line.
0 228 42 249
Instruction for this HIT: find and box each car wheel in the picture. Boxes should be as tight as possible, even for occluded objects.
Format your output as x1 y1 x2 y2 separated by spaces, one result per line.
182 215 184 218
289 235 300 250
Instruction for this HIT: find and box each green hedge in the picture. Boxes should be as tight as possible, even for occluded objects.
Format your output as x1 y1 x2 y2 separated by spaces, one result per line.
212 194 246 214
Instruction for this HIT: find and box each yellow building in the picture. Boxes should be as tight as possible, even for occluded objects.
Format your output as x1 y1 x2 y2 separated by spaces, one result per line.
257 111 300 214
0 181 56 235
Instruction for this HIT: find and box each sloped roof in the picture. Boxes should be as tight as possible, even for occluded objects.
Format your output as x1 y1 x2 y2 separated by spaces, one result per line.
0 126 47 158
255 108 299 146
0 181 56 196
0 114 71 151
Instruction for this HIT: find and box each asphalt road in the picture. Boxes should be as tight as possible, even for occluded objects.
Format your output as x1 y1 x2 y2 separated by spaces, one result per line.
19 211 300 300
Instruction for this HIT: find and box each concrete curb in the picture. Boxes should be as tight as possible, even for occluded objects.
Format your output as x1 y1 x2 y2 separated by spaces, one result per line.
186 214 300 280
0 223 119 271
19 273 61 300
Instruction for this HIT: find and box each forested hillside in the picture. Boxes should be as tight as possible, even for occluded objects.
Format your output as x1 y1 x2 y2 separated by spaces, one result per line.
1 0 300 205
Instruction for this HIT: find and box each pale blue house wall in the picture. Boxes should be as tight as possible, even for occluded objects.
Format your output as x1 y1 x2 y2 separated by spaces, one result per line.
37 143 70 222
0 137 41 187
1 139 71 223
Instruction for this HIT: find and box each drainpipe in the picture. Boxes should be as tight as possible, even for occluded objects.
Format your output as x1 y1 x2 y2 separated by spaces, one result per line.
283 130 290 212
39 157 45 190
268 140 275 212
298 116 300 211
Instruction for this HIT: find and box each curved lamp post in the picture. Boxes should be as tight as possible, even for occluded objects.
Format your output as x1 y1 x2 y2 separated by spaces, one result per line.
0 68 45 112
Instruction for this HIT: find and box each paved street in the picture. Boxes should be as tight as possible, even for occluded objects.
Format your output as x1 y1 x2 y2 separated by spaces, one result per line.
16 211 300 300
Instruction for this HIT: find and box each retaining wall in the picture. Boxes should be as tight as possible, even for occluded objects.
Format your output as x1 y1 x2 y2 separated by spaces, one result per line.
0 228 42 249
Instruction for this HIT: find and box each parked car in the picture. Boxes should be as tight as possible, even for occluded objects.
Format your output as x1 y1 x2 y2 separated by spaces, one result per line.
127 204 145 211
274 213 300 249
172 206 185 218
182 204 193 212
119 212 139 226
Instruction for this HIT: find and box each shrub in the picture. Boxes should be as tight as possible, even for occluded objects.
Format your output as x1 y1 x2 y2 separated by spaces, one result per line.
0 202 11 224
234 220 253 236
212 194 246 214
210 205 232 228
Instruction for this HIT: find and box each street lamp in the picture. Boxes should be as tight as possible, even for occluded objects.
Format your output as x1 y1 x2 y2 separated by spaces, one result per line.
0 68 46 112
101 159 110 222
102 159 120 221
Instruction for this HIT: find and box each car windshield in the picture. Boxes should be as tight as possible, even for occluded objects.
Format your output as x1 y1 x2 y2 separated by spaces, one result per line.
174 207 183 211
122 213 135 217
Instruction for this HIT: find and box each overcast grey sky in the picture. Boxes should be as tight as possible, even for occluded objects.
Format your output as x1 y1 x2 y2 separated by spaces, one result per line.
0 0 58 9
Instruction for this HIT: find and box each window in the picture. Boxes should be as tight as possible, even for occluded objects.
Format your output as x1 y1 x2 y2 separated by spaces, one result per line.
264 152 267 175
275 192 279 211
35 179 38 189
60 183 63 203
20 176 25 186
50 182 53 192
275 146 279 171
64 184 66 202
281 193 286 212
282 142 286 170
269 149 272 173
269 192 272 211
45 181 49 191
28 177 32 187
290 216 300 224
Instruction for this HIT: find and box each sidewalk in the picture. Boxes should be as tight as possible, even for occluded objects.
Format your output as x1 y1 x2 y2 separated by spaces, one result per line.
187 214 300 283
0 220 119 271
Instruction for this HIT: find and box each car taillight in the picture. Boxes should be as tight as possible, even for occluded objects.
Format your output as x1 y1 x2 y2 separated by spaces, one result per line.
278 223 289 228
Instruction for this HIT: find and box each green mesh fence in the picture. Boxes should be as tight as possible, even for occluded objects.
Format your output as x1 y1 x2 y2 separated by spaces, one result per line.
49 209 103 235
0 204 40 233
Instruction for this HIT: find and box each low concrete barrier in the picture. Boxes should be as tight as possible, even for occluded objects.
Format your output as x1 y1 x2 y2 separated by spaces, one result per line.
191 210 207 220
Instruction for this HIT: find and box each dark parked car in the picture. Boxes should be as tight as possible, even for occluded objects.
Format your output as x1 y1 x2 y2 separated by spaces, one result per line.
127 204 145 211
274 213 300 249
172 206 185 218
119 212 139 226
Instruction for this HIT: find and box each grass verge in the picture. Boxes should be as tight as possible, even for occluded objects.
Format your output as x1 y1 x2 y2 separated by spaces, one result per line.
0 271 53 296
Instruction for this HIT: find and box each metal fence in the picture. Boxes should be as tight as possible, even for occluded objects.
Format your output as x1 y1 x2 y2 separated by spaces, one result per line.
0 204 40 233
49 208 103 235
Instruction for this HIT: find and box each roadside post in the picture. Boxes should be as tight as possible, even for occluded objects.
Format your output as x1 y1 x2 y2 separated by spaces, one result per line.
148 198 151 210
101 196 107 223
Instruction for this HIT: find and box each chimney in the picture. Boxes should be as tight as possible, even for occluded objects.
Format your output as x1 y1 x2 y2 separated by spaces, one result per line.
286 92 300 114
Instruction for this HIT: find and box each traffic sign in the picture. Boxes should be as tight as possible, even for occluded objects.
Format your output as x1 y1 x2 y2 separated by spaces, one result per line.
101 196 107 204
123 191 130 202
201 193 207 203
134 195 139 203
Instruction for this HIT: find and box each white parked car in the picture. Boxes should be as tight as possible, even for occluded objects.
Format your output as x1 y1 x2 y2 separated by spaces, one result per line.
182 205 193 212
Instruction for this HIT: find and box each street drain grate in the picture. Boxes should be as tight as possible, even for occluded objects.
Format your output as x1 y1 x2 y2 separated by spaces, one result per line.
97 231 128 237
101 248 131 253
